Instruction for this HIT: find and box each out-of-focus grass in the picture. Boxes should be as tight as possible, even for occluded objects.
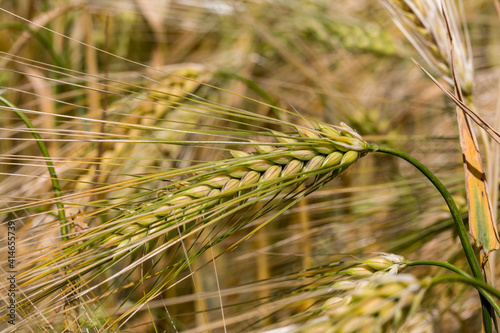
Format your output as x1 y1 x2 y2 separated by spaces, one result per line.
0 0 499 332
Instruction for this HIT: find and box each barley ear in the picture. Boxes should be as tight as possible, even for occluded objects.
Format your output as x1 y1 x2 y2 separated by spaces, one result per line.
89 123 371 259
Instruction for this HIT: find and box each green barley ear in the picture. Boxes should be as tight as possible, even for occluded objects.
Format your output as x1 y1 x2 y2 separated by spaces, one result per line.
94 123 371 257
15 122 375 329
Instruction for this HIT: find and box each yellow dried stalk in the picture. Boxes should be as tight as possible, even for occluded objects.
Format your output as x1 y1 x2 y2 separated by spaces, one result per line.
383 0 499 255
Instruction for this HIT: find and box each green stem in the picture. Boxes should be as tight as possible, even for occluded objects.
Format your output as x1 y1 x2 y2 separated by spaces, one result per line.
430 275 500 301
407 260 470 276
371 144 493 332
372 145 480 277
0 96 69 240
408 260 500 316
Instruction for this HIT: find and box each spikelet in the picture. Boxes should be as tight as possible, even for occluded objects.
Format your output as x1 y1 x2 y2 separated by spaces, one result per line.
339 253 407 277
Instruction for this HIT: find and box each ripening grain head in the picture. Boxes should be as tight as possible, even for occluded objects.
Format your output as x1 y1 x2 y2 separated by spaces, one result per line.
12 121 375 330
381 0 473 93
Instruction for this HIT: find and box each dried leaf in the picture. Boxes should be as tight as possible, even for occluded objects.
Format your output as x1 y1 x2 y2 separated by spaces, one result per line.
412 60 500 253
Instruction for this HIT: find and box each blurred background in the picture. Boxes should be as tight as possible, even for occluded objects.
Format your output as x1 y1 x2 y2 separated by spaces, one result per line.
1 0 499 331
